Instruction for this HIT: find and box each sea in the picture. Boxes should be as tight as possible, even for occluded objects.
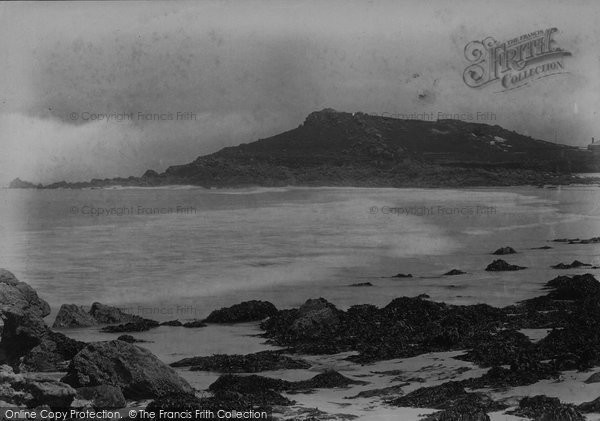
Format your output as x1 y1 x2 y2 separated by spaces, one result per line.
1 185 599 418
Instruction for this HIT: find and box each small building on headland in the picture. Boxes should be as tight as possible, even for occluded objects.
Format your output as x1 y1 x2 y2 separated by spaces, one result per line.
588 138 600 156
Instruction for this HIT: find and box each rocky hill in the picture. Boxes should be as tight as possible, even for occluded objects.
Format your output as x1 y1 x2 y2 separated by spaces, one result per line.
11 109 599 188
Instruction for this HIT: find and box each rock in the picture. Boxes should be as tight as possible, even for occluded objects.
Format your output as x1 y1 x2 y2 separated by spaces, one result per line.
423 405 491 421
208 375 292 406
8 178 38 189
294 370 368 389
0 364 77 409
0 269 51 364
208 370 364 405
289 298 342 339
531 246 553 250
171 350 311 372
142 170 160 179
20 331 86 372
389 381 503 412
117 335 146 343
76 385 126 409
492 246 517 255
61 340 194 399
579 396 600 412
101 319 159 333
551 260 592 269
392 273 413 278
160 320 183 327
348 383 408 398
544 274 600 300
584 371 600 384
348 282 373 287
443 269 466 276
53 304 97 328
0 310 48 364
0 364 32 406
509 395 584 421
485 259 526 271
145 393 205 414
88 302 140 325
23 378 77 409
182 320 207 328
204 300 278 323
0 269 51 318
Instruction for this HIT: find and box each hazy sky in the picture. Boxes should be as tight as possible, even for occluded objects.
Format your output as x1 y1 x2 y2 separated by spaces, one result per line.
0 0 599 185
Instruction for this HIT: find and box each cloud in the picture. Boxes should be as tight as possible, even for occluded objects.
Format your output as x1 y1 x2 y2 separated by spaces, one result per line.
0 1 599 184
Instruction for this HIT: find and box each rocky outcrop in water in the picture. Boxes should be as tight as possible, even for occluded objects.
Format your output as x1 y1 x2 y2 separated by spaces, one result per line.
443 269 466 276
551 260 592 269
485 259 526 271
492 246 517 255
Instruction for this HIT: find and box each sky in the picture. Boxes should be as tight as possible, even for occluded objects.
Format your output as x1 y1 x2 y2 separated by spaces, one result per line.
0 0 599 185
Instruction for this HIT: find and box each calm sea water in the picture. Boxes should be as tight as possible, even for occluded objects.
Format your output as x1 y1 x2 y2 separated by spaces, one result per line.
0 186 599 321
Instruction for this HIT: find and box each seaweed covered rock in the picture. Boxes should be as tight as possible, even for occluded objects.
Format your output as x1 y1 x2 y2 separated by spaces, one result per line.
389 381 502 412
204 300 277 323
146 392 278 420
289 298 342 338
579 396 600 413
171 350 310 372
423 404 490 421
485 259 526 271
61 340 194 399
208 370 365 406
208 375 292 407
458 330 536 367
543 274 600 300
508 395 584 421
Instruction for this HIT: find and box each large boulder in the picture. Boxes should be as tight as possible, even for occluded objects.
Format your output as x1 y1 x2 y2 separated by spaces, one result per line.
0 269 50 318
20 331 86 372
204 300 277 323
53 304 97 328
0 269 51 364
61 340 194 399
289 298 341 338
0 364 76 409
